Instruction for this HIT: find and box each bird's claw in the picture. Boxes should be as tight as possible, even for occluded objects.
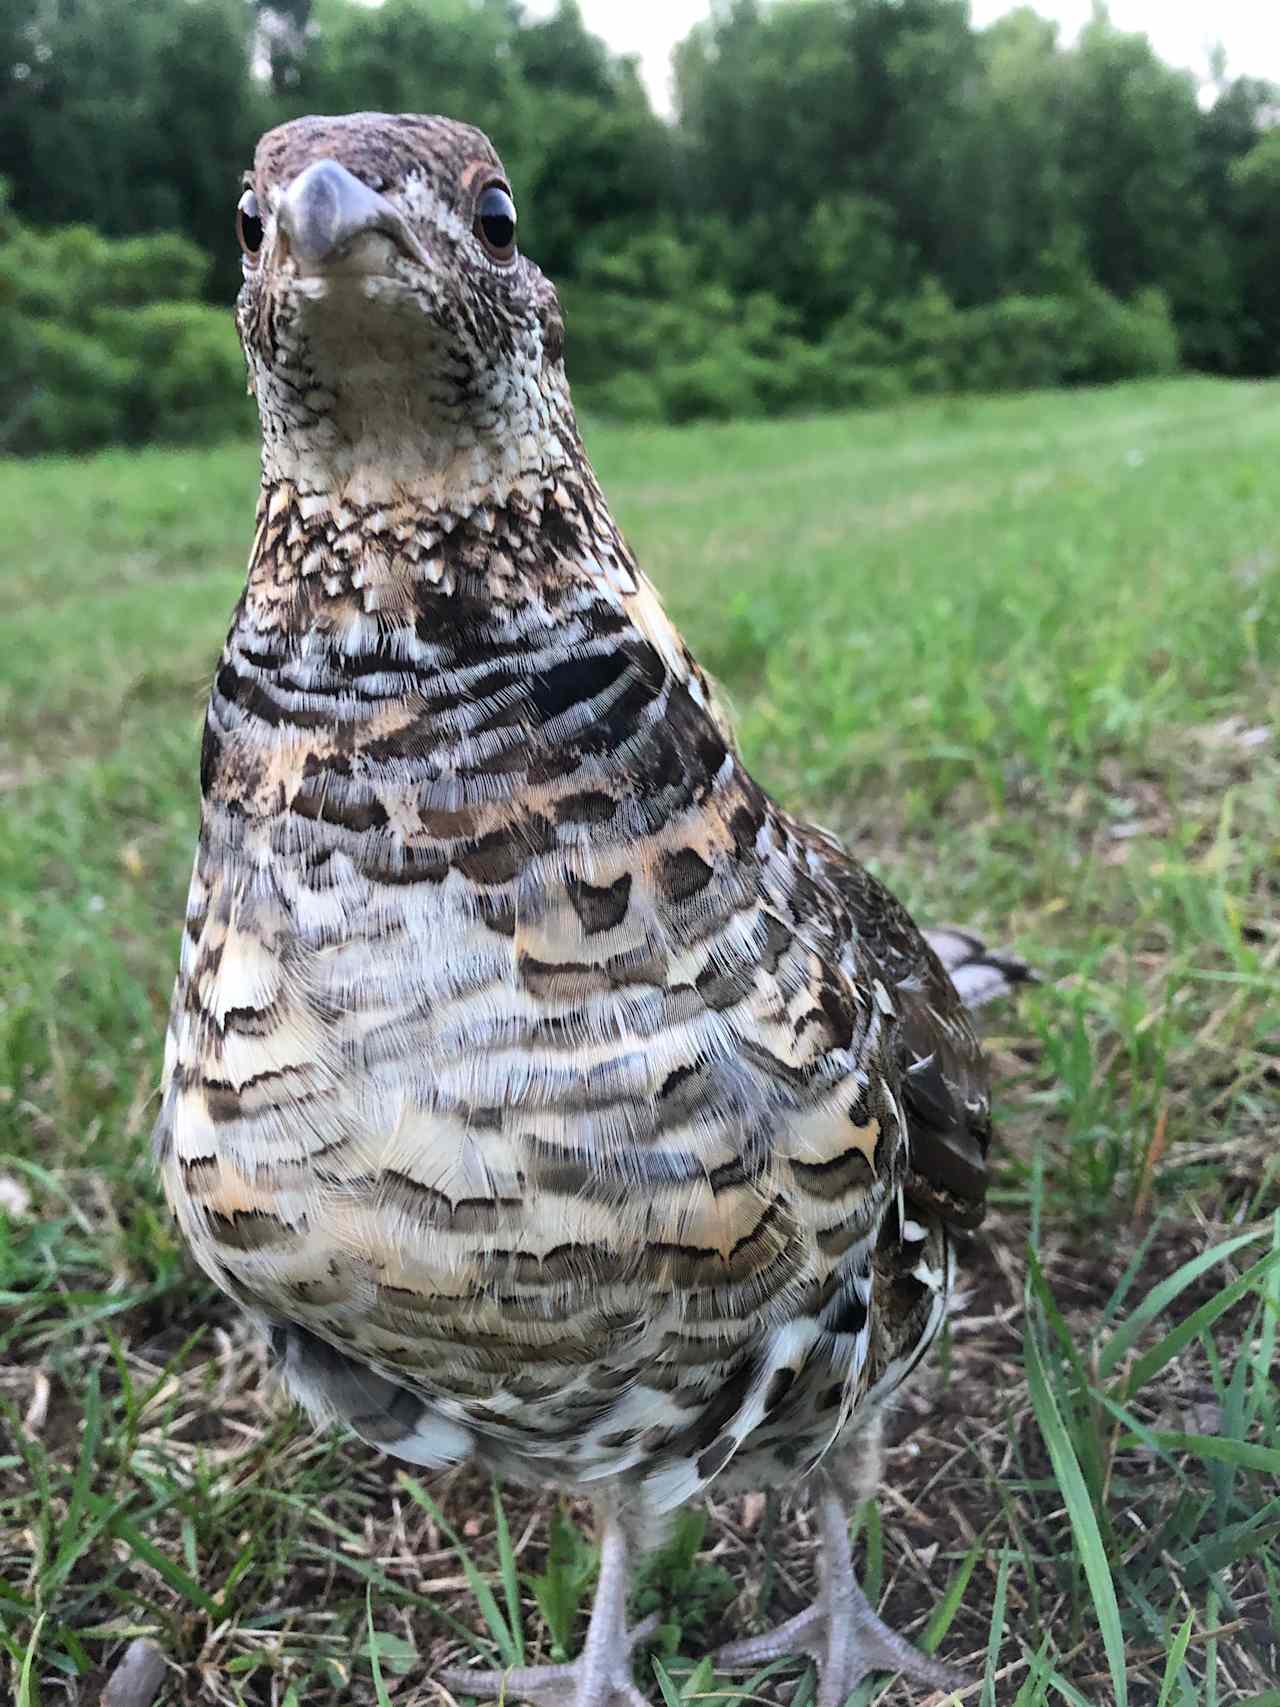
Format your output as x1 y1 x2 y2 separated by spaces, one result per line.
439 1612 660 1707
713 1491 971 1707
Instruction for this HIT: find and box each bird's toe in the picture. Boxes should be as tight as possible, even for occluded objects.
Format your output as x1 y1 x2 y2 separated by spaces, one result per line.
440 1613 661 1707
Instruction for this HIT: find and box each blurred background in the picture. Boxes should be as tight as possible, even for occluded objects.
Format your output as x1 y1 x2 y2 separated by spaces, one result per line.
3 0 1280 450
2 5 1278 1703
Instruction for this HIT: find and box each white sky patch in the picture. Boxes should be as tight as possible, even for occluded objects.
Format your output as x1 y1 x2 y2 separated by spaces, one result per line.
536 0 1280 116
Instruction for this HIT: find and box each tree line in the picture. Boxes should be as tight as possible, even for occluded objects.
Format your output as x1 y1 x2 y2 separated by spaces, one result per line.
2 0 1278 450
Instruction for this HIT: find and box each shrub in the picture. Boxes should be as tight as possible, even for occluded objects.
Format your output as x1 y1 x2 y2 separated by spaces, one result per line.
0 194 249 455
0 319 134 455
885 280 968 394
5 224 210 321
563 228 805 422
955 295 1081 391
94 302 248 444
572 368 667 424
815 307 908 409
1070 284 1180 382
660 352 763 423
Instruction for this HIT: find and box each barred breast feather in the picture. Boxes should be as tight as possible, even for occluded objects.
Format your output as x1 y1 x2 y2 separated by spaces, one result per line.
155 463 995 1520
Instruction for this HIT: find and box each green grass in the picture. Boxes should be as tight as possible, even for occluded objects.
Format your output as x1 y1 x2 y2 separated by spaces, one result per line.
1 375 1277 1704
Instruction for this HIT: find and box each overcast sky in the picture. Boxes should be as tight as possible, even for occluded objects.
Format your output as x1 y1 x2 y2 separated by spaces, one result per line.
560 0 1280 114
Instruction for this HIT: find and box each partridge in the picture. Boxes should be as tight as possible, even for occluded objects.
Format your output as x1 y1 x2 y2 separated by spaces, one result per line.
155 112 1028 1707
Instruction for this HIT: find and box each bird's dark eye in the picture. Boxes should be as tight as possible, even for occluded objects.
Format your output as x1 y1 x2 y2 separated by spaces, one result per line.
237 189 264 257
474 184 517 263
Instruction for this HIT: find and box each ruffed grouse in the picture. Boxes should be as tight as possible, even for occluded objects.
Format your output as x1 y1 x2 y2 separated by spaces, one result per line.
156 112 1027 1706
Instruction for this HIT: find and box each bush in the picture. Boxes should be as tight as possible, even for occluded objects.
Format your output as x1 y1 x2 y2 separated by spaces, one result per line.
566 224 1181 425
94 302 248 444
956 295 1082 392
880 280 965 394
1070 284 1180 382
813 307 908 409
660 353 763 423
0 319 134 454
0 194 249 455
563 229 808 423
871 281 1180 400
4 224 210 321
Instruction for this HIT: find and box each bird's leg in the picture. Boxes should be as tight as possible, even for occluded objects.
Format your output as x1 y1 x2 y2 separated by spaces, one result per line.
713 1486 969 1706
438 1493 657 1707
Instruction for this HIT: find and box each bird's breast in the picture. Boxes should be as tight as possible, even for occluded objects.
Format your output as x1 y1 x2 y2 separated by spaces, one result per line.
157 761 895 1410
156 552 917 1476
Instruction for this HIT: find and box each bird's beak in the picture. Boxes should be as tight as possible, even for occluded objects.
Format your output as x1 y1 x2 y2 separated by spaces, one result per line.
276 159 427 271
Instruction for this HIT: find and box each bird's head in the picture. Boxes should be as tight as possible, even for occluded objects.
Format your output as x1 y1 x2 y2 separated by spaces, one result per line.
236 112 573 508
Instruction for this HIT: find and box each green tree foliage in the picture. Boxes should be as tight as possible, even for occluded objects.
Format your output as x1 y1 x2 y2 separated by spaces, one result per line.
0 0 269 299
965 10 1079 297
0 0 1276 447
672 0 1276 375
1229 130 1280 377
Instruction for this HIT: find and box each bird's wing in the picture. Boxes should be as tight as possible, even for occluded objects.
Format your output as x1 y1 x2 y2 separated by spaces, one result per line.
797 828 999 1231
922 925 1035 1013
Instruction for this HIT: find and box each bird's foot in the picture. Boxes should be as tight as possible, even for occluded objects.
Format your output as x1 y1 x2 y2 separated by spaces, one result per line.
713 1589 965 1705
439 1612 659 1707
713 1492 970 1706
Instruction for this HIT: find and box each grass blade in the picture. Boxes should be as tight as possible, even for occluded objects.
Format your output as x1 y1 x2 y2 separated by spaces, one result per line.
1098 1228 1273 1379
365 1585 394 1707
105 1508 221 1618
1156 1610 1193 1707
1244 1215 1280 1430
1021 1640 1098 1707
1028 1249 1106 1508
53 1371 100 1583
492 1480 525 1666
17 1611 45 1707
859 1498 883 1605
1025 1302 1128 1707
922 1535 981 1654
980 1551 1011 1707
652 1657 684 1707
1115 1248 1280 1400
1144 1433 1280 1475
401 1474 520 1666
304 1540 487 1649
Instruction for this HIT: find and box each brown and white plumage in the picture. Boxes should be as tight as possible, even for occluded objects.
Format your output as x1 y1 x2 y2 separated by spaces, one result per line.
155 113 1027 1704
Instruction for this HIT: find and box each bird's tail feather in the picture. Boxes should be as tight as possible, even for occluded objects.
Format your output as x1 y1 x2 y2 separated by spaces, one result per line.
923 927 1035 1012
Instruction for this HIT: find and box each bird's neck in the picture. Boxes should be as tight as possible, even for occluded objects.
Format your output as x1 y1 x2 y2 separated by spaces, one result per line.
243 450 625 635
253 355 580 524
256 427 574 523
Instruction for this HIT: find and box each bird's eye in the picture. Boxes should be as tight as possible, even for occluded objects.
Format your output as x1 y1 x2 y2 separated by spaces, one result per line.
237 189 264 257
474 184 517 263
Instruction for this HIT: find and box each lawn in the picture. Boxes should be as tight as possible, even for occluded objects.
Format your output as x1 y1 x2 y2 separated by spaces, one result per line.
1 375 1277 1706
